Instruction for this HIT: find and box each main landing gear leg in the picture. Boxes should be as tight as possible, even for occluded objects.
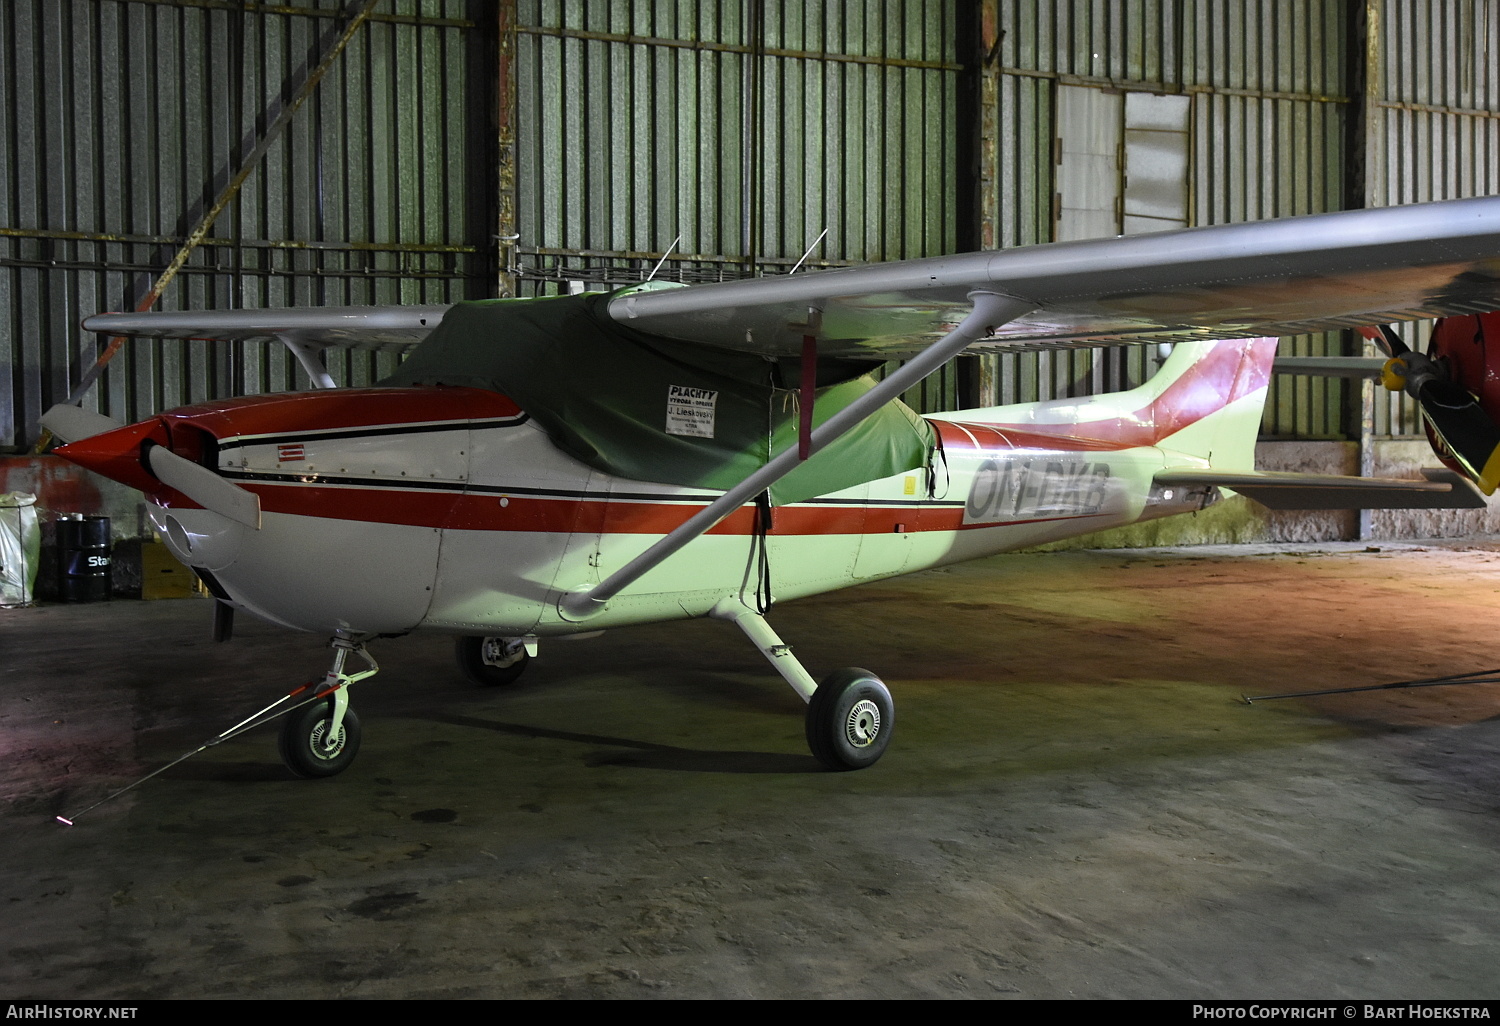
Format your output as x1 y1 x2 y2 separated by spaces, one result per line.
711 599 894 771
276 634 380 779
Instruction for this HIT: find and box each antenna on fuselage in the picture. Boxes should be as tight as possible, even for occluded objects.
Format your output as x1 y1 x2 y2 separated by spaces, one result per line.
789 227 829 275
644 235 683 283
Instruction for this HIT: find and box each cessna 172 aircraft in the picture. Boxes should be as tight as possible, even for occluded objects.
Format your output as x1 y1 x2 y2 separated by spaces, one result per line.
39 195 1500 781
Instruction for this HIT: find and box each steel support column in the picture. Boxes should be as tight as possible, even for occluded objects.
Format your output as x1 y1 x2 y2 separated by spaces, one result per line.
496 0 519 298
1356 0 1379 540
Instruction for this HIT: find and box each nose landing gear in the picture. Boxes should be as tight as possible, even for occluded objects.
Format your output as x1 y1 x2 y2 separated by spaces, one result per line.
54 633 381 824
275 635 378 778
277 695 363 778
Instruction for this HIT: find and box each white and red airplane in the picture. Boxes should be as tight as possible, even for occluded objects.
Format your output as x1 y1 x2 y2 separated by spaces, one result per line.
39 196 1500 779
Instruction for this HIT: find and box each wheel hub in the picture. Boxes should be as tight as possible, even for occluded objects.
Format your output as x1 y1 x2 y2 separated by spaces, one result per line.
844 698 881 748
480 637 524 668
309 719 345 759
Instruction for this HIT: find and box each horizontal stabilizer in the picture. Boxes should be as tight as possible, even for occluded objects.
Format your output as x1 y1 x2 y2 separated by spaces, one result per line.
39 404 123 443
1271 356 1386 378
1155 467 1488 510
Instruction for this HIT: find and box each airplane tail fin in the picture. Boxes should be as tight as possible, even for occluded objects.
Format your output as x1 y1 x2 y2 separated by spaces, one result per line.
949 338 1278 469
1134 337 1278 471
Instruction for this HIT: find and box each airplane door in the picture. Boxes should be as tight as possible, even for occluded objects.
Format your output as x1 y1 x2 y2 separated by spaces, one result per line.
426 411 608 634
852 468 930 580
551 469 610 597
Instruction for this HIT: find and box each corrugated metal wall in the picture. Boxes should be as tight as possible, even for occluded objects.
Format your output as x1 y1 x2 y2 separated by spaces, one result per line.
1190 0 1350 440
505 0 962 286
502 0 967 412
0 0 492 450
4 0 1498 452
987 0 1353 438
1368 0 1500 437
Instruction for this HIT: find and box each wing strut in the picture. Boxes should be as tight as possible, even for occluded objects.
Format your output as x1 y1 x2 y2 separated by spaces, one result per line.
558 290 1035 621
799 305 821 459
279 336 337 389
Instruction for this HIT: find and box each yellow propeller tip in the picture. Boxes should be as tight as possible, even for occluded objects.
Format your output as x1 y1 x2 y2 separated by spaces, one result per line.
1476 445 1500 496
1380 357 1408 393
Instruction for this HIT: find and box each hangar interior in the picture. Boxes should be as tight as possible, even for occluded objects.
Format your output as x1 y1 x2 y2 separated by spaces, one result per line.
3 0 1500 1002
4 0 1500 562
2 2 1500 546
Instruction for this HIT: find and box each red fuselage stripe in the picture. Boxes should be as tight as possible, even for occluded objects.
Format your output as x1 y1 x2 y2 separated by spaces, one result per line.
125 339 1277 535
218 481 1094 536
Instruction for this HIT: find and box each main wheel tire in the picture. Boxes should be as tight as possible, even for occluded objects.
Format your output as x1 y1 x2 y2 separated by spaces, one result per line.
278 700 361 779
455 636 530 687
805 667 893 770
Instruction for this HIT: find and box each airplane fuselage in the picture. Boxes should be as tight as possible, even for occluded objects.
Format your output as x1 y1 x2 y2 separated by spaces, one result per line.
135 382 1222 638
47 336 1273 774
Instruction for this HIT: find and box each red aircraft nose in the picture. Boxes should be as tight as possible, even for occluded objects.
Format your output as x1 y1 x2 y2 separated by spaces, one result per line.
54 419 171 494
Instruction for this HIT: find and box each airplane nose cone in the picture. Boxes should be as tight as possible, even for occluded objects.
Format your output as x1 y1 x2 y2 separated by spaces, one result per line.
54 419 169 493
54 417 248 570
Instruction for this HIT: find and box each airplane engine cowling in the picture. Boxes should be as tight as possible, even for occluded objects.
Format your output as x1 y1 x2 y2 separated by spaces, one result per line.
1422 312 1500 479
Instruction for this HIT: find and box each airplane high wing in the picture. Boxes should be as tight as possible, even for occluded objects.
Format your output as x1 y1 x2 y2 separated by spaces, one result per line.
607 196 1500 356
86 197 1500 358
44 196 1500 799
81 196 1500 503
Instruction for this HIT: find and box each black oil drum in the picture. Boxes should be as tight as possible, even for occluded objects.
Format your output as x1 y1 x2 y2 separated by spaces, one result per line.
57 516 111 602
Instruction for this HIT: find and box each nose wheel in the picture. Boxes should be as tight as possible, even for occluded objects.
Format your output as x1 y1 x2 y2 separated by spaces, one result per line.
278 699 362 778
273 634 378 779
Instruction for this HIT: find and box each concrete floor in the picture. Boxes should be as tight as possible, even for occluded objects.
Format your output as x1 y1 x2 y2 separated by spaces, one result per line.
4 542 1500 999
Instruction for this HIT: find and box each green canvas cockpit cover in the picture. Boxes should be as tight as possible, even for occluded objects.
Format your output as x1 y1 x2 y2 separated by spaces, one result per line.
379 288 935 505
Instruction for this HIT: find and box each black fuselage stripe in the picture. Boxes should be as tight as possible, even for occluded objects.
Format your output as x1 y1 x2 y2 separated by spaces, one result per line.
216 415 529 451
217 470 965 507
